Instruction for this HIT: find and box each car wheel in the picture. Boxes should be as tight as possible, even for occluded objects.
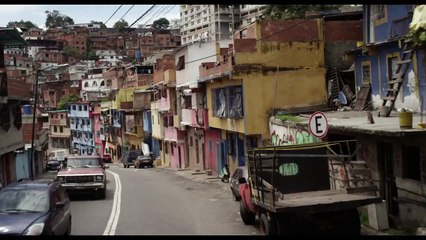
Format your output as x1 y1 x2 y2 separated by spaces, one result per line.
259 213 278 235
240 200 255 225
64 216 72 235
98 189 106 199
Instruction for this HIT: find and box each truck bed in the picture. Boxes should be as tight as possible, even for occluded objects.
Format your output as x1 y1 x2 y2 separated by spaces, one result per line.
255 190 382 214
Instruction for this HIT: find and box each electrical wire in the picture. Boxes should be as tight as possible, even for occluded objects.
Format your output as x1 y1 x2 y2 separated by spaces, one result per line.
128 5 157 29
117 5 135 23
104 5 123 25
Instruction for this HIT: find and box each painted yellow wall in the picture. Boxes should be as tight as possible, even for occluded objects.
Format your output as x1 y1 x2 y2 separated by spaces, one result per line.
114 86 148 109
235 41 325 68
206 78 245 133
239 68 327 139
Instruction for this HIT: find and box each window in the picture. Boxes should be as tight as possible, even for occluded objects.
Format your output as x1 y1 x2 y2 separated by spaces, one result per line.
371 5 387 25
72 105 76 110
78 105 82 111
402 146 421 181
87 119 90 125
386 53 400 81
60 114 64 119
83 105 87 111
279 163 299 176
70 118 74 124
54 126 58 132
228 86 244 119
60 126 63 133
361 61 371 84
176 55 185 70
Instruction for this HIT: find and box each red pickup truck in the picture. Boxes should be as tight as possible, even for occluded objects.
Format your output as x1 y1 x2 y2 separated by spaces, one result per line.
56 155 109 199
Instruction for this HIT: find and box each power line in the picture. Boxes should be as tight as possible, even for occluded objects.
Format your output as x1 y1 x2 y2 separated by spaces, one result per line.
104 5 123 25
142 5 175 27
128 5 157 29
117 5 135 23
141 5 166 26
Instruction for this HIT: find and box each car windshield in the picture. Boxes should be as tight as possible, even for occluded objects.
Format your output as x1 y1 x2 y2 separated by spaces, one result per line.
66 158 101 168
0 189 49 213
129 151 142 157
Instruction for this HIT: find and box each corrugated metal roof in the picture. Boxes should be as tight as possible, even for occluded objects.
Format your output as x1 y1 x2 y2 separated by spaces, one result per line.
0 28 28 47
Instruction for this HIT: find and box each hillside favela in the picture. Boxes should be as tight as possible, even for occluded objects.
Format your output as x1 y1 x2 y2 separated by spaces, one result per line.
1 4 426 236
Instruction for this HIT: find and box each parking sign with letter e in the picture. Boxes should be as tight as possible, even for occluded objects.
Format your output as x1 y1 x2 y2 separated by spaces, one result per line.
308 111 328 139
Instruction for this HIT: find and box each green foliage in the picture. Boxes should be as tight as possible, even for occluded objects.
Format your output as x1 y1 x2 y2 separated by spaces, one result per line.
7 20 37 28
57 94 79 110
45 10 74 28
152 18 170 29
90 20 107 29
113 19 128 32
276 114 301 123
86 50 98 60
64 47 79 58
408 27 426 48
263 5 342 20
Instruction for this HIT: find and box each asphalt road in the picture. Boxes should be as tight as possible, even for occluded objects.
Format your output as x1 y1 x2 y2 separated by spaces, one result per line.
69 165 260 235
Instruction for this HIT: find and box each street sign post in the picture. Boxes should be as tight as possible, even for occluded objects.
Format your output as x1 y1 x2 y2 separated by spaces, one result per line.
308 111 328 138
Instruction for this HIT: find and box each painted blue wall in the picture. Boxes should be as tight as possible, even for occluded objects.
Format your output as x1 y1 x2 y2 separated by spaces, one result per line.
355 55 380 95
151 138 160 158
364 5 414 43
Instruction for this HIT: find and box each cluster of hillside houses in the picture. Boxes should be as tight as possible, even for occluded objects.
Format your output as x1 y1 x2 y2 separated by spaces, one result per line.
1 4 426 231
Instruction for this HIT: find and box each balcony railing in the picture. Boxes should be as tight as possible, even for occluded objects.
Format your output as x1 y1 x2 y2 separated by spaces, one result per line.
181 108 207 129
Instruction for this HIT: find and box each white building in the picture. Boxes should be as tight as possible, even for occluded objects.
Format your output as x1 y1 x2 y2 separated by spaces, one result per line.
68 102 96 155
179 4 265 45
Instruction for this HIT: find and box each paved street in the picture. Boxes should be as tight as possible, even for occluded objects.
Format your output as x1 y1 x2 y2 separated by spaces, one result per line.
62 165 260 235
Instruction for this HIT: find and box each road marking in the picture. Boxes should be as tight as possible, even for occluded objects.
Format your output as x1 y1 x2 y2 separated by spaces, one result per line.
103 170 122 235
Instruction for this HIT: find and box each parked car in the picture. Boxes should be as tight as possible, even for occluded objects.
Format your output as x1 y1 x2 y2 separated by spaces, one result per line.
102 154 112 163
122 150 143 168
0 179 72 235
56 155 108 199
230 166 248 201
134 143 155 168
46 160 61 171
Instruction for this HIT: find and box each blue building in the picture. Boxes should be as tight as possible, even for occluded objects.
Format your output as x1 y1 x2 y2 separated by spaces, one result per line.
346 5 425 113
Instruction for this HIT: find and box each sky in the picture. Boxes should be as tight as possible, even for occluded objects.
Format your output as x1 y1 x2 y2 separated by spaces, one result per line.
0 5 181 29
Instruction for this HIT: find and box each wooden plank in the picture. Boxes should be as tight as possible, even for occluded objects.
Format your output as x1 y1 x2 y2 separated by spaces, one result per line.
345 186 378 194
353 84 371 111
397 59 411 65
388 79 403 85
350 168 371 176
256 190 382 213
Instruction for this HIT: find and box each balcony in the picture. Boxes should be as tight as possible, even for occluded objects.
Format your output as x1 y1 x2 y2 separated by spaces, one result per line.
120 101 133 110
49 118 68 126
163 126 185 143
199 60 233 81
158 97 171 112
181 108 208 129
133 91 152 110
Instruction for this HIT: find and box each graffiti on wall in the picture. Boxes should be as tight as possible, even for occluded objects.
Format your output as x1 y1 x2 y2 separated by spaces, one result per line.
268 124 320 146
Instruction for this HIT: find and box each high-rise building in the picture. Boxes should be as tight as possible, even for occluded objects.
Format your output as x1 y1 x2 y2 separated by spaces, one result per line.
179 4 266 45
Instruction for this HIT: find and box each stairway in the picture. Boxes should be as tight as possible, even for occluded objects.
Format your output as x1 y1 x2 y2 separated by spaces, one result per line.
379 38 415 117
328 66 340 107
345 160 378 195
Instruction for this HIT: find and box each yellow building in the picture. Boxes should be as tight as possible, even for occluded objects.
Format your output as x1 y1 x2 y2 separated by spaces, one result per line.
201 19 327 175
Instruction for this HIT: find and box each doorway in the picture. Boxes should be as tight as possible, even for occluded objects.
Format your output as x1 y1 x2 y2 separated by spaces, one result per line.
377 141 399 225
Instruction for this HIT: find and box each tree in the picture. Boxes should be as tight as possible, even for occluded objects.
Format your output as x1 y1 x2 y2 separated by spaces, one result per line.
113 19 128 32
263 5 342 20
57 94 79 110
45 10 75 28
64 47 79 58
90 20 107 29
7 20 37 29
152 18 170 29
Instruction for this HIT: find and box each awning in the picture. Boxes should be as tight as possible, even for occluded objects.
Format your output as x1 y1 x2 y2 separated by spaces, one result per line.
340 63 355 73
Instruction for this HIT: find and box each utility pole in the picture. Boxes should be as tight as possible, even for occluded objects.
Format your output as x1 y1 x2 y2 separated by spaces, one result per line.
29 69 40 180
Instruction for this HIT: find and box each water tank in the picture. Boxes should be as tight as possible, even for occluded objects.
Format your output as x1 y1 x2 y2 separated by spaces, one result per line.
22 105 32 115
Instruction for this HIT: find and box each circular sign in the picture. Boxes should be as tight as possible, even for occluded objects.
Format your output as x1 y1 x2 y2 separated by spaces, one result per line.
308 111 328 138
